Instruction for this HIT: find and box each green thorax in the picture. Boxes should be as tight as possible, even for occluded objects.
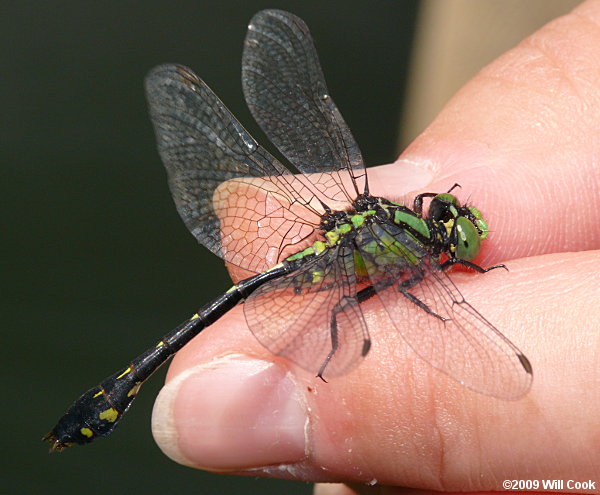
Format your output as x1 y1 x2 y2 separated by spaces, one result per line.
285 192 491 271
285 197 431 266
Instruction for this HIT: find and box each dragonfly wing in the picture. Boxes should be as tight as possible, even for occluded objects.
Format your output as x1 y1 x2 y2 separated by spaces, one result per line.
244 247 370 378
358 221 532 400
145 64 322 272
242 9 366 203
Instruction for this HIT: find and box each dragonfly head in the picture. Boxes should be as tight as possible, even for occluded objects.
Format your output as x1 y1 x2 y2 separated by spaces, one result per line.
428 193 490 261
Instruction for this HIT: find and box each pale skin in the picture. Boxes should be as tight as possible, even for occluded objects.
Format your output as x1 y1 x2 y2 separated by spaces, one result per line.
151 1 600 493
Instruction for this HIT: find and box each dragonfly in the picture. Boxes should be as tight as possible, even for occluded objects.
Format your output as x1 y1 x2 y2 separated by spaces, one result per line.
45 9 532 452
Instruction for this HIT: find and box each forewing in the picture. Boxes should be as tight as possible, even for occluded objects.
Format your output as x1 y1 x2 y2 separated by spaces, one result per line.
242 9 366 203
244 247 370 378
145 64 321 272
359 221 532 400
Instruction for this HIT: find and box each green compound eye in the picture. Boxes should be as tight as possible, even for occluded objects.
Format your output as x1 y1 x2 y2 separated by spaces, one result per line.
435 193 460 207
467 206 489 239
455 216 481 261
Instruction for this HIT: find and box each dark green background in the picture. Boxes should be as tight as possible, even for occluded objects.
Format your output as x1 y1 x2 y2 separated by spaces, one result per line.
3 1 417 493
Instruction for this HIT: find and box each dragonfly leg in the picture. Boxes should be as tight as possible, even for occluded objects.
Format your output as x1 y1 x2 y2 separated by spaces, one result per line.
316 286 376 380
412 184 461 214
412 192 437 214
397 271 448 322
440 258 507 273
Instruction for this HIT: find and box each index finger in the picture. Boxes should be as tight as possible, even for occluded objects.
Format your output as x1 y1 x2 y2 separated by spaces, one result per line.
370 1 600 264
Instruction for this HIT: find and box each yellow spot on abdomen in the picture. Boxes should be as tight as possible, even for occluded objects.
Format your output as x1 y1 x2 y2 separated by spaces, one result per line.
92 390 103 398
117 367 131 379
80 427 94 438
99 408 119 423
191 313 200 320
127 382 142 397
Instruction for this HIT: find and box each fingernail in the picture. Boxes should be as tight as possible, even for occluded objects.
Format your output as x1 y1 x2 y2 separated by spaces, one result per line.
373 160 436 197
152 356 308 470
393 158 438 188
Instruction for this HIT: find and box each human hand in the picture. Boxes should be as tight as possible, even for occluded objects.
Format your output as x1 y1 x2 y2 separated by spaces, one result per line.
151 1 600 492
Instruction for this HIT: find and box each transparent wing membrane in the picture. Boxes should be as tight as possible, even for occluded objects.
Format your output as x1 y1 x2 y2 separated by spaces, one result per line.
146 65 324 272
359 221 532 400
245 247 370 378
242 10 367 202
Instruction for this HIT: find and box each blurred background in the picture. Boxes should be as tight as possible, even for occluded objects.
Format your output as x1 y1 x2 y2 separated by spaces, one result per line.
3 1 578 493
